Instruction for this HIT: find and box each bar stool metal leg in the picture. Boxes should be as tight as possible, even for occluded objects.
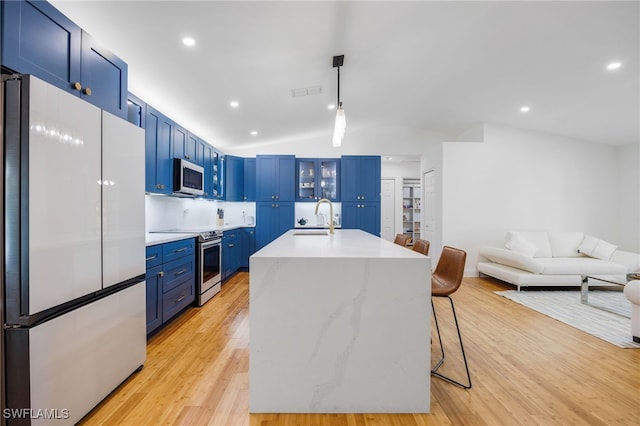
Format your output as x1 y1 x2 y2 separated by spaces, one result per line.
431 296 472 389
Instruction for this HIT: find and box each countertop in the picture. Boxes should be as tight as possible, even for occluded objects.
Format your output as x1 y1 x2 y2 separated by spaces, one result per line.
252 229 426 259
146 223 255 246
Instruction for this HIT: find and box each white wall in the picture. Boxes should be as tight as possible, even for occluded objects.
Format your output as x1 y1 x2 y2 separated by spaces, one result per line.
436 124 637 275
616 143 640 252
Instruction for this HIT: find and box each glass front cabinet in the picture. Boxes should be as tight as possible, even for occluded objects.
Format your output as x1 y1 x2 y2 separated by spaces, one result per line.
296 158 340 202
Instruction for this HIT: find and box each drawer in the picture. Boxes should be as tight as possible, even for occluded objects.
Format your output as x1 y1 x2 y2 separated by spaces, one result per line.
162 280 194 323
145 245 162 269
163 256 195 293
162 238 195 263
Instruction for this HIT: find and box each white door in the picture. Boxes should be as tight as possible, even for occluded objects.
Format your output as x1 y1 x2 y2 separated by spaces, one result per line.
102 111 146 288
380 178 395 241
423 170 435 244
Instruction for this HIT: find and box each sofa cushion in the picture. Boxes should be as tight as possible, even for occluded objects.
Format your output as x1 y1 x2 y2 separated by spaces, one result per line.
610 250 640 273
512 231 553 258
578 235 618 260
536 257 627 275
480 246 544 274
548 232 584 258
505 232 538 257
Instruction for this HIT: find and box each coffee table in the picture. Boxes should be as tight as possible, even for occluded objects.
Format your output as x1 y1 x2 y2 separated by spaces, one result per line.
581 273 639 317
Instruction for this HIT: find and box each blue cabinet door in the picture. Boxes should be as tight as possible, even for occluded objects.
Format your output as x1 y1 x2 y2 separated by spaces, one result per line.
240 228 255 268
225 155 245 201
2 0 81 93
243 158 256 201
359 156 381 202
79 30 127 119
255 202 294 250
256 155 295 201
222 230 240 280
173 124 188 161
340 156 380 202
341 202 380 237
1 1 128 118
145 105 174 194
145 265 163 335
127 93 146 128
296 158 340 202
199 140 214 198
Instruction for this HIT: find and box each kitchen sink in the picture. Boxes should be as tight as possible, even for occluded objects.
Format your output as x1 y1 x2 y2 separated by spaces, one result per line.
292 230 329 236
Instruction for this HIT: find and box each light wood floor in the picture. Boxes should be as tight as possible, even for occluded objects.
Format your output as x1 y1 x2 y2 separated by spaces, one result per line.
79 273 640 425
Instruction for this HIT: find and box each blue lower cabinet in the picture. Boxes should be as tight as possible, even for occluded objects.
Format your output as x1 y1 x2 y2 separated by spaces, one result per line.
145 238 196 335
222 230 239 281
341 202 381 237
162 280 195 323
256 202 294 250
145 265 163 335
240 228 256 268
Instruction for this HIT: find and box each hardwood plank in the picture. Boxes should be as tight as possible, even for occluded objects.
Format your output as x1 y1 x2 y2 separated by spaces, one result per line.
79 274 640 425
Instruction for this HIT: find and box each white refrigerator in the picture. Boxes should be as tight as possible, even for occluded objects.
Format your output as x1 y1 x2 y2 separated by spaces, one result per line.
1 74 146 425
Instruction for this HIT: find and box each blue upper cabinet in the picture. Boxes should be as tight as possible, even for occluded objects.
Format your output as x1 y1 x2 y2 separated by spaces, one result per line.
197 139 214 198
296 158 340 202
340 156 381 202
256 155 295 202
1 1 128 119
2 1 81 91
173 124 198 162
145 105 174 194
79 30 127 118
127 93 146 128
243 158 256 201
225 155 245 201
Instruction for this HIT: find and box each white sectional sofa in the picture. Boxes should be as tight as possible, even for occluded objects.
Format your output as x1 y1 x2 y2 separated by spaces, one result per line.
477 231 640 290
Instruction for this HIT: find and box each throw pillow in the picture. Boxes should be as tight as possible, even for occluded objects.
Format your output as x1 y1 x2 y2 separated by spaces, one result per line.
505 233 538 257
578 235 618 260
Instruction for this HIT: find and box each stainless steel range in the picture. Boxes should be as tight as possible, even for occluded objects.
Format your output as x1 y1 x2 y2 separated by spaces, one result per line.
196 230 223 306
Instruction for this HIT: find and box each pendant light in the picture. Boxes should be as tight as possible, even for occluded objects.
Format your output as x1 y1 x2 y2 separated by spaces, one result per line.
332 55 345 147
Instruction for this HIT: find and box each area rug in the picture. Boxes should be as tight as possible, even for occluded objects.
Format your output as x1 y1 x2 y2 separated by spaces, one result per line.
495 289 640 348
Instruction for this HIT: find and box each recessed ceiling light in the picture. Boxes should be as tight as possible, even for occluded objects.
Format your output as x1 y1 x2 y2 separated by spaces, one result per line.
250 131 258 136
328 104 336 110
520 106 531 113
230 101 239 108
606 61 622 71
182 37 196 47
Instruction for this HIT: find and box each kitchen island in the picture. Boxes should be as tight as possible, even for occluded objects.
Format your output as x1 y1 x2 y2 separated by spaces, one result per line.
249 229 431 413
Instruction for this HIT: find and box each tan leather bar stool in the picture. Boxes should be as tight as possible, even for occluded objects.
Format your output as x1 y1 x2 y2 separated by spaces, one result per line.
393 234 411 247
431 246 472 389
412 239 430 256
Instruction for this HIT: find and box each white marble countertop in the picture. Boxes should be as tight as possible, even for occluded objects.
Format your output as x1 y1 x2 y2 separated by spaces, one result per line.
146 223 255 246
146 232 198 246
252 229 426 259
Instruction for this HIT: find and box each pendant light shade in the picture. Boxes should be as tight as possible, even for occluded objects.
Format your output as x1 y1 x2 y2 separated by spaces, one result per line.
332 55 345 147
332 102 346 147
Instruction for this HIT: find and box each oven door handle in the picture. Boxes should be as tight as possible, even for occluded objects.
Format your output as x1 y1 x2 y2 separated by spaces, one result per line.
200 239 222 249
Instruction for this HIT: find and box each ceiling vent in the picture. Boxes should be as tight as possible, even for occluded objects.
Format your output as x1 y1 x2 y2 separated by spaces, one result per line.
291 85 322 98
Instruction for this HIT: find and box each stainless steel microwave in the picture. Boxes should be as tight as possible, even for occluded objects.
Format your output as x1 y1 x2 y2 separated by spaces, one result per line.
174 158 204 196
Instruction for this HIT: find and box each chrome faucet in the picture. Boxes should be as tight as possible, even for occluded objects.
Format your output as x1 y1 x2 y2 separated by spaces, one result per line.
314 198 335 234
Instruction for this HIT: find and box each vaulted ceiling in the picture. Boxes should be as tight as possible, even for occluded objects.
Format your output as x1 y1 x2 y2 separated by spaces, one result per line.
52 1 639 151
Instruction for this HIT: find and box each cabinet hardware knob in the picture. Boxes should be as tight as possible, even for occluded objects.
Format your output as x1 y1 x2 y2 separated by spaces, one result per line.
72 82 82 91
185 155 190 159
83 87 92 96
158 271 164 277
229 244 235 248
